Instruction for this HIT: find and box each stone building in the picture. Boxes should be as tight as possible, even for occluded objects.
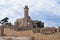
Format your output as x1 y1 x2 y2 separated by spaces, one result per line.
14 5 44 29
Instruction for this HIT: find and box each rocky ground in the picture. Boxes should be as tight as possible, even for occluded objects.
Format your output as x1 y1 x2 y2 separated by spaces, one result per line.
0 36 32 40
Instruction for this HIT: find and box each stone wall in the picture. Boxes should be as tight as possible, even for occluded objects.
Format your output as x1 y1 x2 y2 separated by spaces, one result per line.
0 25 60 36
4 28 33 36
40 27 57 34
32 27 58 34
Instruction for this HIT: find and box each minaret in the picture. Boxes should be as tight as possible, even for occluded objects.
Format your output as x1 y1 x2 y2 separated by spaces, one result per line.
24 5 29 18
23 5 30 27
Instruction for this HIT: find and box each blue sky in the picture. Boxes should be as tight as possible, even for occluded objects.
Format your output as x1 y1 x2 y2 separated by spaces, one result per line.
0 0 60 27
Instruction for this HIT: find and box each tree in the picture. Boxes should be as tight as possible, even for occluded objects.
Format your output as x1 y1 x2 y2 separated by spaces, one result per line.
0 17 9 24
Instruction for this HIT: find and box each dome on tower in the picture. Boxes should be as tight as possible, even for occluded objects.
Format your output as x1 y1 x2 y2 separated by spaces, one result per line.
24 5 29 9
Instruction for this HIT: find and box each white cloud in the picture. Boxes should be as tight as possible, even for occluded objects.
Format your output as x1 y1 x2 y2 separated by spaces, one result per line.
0 0 60 27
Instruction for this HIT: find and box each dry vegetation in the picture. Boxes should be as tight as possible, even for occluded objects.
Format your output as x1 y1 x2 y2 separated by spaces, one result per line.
0 28 60 40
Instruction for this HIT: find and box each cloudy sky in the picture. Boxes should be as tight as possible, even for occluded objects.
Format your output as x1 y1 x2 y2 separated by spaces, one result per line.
0 0 60 27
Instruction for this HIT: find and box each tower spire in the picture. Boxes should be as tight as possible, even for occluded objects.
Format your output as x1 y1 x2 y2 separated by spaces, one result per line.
24 5 29 18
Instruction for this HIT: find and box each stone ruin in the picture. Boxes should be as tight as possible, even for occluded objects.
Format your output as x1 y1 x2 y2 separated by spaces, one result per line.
14 5 44 30
40 27 57 34
0 5 60 36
